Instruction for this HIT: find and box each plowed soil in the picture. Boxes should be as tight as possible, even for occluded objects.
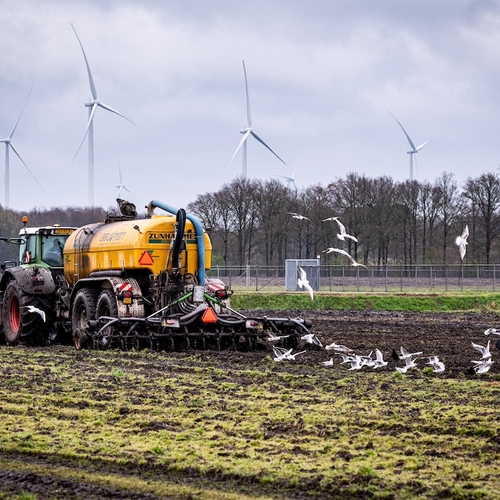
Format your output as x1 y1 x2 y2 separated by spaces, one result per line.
1 309 499 499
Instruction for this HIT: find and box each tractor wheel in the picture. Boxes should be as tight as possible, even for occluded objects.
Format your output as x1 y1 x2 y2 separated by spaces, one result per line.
72 288 98 349
1 280 52 346
96 289 119 348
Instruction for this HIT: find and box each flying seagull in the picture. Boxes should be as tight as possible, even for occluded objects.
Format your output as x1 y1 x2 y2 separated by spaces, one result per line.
22 305 46 322
399 346 423 360
229 60 285 177
372 349 388 368
484 327 500 336
471 358 494 374
301 333 323 348
322 217 358 242
297 266 314 301
288 212 311 222
472 340 491 360
455 225 469 261
388 111 430 180
325 248 367 268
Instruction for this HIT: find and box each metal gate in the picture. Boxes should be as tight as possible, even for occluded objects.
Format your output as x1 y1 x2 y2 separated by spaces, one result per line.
285 258 320 292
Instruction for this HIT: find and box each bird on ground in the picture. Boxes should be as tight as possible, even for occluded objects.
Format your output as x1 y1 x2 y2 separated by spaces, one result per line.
327 248 367 269
455 225 469 260
373 349 388 368
484 328 500 336
301 333 323 348
325 342 353 353
399 346 423 360
471 358 494 374
297 266 314 301
21 305 46 322
322 217 358 242
288 212 311 222
285 350 307 361
321 358 334 367
472 341 491 360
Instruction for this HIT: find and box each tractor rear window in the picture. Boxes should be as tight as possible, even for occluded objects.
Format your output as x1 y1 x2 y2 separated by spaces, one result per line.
42 236 65 267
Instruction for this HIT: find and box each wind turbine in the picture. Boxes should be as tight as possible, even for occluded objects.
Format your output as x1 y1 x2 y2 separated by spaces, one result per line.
0 83 44 208
115 160 134 199
72 24 136 206
229 60 285 177
275 167 297 191
388 111 430 180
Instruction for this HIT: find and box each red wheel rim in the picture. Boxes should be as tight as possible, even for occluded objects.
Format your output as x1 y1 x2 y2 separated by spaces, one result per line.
9 295 20 333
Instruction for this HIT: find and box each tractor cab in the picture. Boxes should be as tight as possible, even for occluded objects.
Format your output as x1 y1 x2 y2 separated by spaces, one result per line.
1 216 76 271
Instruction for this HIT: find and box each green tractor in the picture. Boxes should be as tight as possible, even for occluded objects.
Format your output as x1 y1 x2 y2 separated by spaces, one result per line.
0 216 75 345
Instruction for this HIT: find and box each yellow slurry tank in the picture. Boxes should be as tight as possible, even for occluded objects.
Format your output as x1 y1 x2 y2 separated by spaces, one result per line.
63 214 212 286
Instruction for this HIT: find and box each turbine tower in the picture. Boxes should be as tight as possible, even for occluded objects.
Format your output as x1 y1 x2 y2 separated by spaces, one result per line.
72 24 136 206
229 60 285 177
388 111 430 180
0 84 44 208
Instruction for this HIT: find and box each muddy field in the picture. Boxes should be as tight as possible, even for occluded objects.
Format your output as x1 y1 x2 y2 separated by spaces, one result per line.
1 309 500 499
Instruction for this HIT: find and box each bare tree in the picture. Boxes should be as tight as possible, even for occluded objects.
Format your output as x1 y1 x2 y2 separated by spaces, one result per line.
463 172 500 264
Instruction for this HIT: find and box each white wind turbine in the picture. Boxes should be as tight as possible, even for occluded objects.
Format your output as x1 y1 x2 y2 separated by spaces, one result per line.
115 160 134 199
275 167 297 191
229 60 285 177
388 111 430 180
0 83 44 208
72 24 136 206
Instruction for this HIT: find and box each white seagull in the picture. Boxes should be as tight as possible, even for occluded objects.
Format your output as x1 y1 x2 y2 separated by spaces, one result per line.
325 342 353 353
426 356 446 373
266 332 290 342
396 354 419 373
288 212 311 222
327 248 367 268
472 340 491 360
455 225 469 260
372 349 388 368
471 358 494 374
399 346 423 360
22 305 46 322
321 358 334 367
297 266 314 301
484 328 500 336
301 333 323 348
272 346 293 362
322 217 358 242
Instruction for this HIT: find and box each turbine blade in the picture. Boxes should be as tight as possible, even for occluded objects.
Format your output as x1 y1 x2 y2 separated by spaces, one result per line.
98 101 137 126
416 139 431 151
71 23 98 100
242 60 252 128
388 111 416 151
73 102 98 161
9 143 46 192
250 131 286 164
229 129 251 165
9 82 34 139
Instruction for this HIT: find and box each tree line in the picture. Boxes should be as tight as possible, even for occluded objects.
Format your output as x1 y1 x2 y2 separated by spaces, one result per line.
1 170 500 267
187 171 500 267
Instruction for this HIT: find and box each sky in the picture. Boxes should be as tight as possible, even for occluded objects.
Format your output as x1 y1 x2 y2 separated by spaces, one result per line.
1 0 500 212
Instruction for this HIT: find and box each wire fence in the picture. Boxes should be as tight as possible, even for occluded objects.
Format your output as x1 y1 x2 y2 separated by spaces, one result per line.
207 264 500 293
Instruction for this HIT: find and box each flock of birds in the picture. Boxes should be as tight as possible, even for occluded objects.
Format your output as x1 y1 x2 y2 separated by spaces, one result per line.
19 294 497 375
268 328 497 375
290 212 471 300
